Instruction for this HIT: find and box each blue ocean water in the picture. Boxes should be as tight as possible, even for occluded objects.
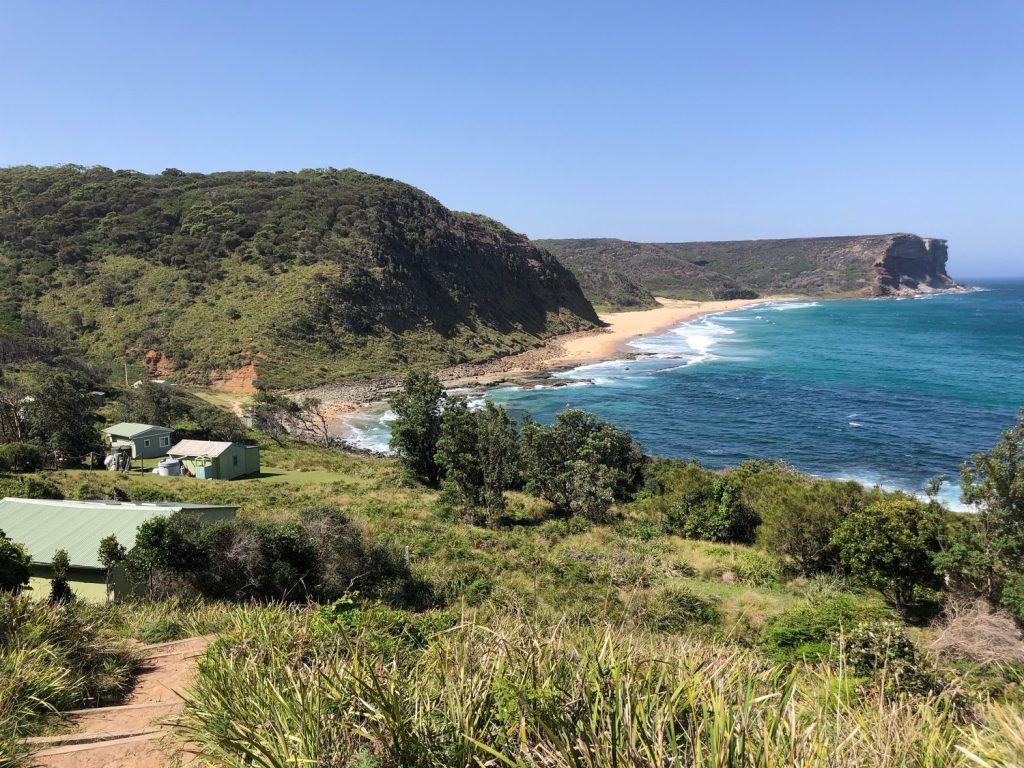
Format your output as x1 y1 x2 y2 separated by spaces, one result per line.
344 281 1024 509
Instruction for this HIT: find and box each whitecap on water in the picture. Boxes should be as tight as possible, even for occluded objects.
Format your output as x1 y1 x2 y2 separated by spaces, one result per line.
765 301 822 311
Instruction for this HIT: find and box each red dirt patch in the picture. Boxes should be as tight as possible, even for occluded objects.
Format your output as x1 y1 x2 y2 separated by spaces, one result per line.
144 350 176 379
207 362 258 393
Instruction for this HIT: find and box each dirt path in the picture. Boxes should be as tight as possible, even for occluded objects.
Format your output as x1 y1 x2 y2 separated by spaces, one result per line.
25 636 211 768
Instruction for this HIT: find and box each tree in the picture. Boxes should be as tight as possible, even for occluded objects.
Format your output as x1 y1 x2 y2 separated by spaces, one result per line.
97 534 126 602
250 391 299 444
22 371 102 466
290 397 332 446
935 408 1024 620
0 442 44 473
749 472 864 573
0 528 30 593
475 401 521 517
114 381 182 426
832 497 943 608
389 372 445 486
0 380 26 443
116 381 246 442
435 398 520 524
49 548 75 604
666 469 757 544
520 408 645 520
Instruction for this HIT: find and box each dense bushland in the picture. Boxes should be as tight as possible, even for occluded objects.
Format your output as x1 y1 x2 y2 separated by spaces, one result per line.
390 372 645 523
0 165 598 387
125 505 429 606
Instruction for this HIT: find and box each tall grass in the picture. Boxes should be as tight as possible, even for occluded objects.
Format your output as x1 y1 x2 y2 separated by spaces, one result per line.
0 595 138 767
174 613 1016 768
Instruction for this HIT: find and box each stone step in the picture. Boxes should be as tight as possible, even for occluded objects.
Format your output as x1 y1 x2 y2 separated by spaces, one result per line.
24 729 160 749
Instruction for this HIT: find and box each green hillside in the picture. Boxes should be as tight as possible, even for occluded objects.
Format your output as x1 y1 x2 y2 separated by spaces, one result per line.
539 234 959 300
0 166 598 389
567 265 658 311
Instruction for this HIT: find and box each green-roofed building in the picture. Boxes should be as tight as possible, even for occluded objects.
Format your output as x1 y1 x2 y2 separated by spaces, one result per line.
0 497 235 602
101 422 174 460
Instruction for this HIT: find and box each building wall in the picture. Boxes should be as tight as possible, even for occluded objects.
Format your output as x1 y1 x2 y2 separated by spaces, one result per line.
215 444 251 480
109 433 172 459
29 565 111 603
244 446 260 477
134 433 172 459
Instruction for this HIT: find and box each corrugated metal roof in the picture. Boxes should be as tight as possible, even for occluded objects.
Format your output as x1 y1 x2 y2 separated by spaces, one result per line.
102 422 172 438
167 439 237 458
0 498 236 570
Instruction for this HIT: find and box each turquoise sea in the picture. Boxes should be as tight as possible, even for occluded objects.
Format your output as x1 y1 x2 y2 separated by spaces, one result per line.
343 280 1024 510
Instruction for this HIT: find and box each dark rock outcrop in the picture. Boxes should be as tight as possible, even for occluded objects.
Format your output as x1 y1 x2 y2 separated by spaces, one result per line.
873 235 957 295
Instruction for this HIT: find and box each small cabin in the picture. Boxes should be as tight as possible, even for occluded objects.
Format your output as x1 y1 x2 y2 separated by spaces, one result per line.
102 422 173 460
166 440 260 480
0 497 236 602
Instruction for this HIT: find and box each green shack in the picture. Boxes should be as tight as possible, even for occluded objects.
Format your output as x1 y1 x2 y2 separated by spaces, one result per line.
166 439 260 480
102 422 174 460
0 497 236 602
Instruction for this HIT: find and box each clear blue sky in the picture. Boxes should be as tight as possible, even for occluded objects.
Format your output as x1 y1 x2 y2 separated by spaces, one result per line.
2 1 1022 277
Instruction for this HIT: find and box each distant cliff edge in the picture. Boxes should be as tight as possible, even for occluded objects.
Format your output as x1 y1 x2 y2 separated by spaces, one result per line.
537 233 964 302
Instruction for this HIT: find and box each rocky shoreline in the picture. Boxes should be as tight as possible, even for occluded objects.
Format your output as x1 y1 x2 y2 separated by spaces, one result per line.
295 328 604 413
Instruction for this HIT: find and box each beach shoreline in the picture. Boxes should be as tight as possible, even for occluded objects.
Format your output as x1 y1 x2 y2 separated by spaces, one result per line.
536 295 805 373
308 295 806 436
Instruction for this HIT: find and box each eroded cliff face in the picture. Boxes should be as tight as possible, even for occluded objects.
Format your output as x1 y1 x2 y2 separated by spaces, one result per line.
539 233 964 301
872 235 959 296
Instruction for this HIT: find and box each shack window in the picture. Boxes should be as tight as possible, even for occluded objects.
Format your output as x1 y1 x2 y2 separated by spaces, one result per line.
143 439 151 447
160 436 169 447
232 454 239 467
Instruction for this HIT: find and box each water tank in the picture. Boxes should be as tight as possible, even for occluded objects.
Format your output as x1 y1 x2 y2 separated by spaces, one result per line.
155 458 181 477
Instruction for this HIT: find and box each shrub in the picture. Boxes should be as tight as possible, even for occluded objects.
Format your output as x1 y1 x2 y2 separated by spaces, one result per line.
844 620 938 694
0 475 64 500
639 585 720 632
0 442 43 473
73 480 105 500
520 409 645 520
664 464 758 543
127 484 181 502
125 506 427 606
748 472 863 574
135 617 185 644
0 529 30 592
49 549 74 604
832 496 943 608
762 593 890 663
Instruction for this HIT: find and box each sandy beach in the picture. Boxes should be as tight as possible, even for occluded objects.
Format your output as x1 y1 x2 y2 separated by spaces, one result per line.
548 296 796 369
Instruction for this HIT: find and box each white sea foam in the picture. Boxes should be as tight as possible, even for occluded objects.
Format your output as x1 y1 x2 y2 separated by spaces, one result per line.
765 301 821 311
831 472 969 512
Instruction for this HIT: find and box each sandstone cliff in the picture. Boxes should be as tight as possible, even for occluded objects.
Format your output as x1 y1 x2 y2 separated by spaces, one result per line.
537 234 962 301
